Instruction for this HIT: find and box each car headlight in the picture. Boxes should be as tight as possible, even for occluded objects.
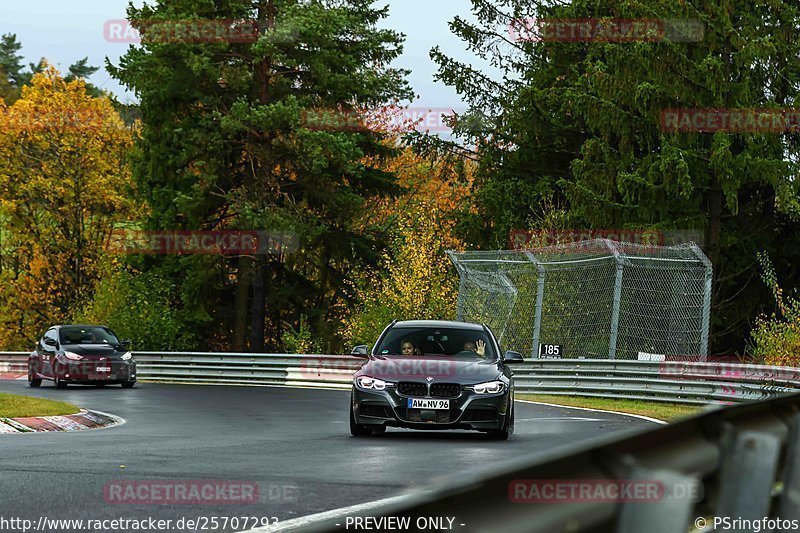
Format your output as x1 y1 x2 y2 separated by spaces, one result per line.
355 376 389 391
64 351 83 361
121 352 132 361
470 380 505 394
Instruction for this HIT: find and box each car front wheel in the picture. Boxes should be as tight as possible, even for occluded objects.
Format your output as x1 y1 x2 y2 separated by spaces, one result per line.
349 396 373 437
28 367 42 388
53 364 67 389
488 401 514 440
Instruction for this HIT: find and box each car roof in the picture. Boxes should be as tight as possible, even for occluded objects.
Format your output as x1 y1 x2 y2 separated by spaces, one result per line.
52 324 108 329
393 320 484 331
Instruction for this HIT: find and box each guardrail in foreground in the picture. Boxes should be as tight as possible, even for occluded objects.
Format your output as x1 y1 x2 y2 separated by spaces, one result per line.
1 352 799 405
292 392 800 533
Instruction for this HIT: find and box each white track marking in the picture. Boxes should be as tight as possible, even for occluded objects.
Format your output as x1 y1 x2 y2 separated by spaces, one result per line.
515 399 668 425
242 494 415 532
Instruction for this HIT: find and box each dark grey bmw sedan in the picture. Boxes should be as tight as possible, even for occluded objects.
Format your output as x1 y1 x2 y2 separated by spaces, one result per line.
349 320 524 440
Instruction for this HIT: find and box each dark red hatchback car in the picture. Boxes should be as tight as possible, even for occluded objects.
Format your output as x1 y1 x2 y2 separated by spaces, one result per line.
28 325 137 388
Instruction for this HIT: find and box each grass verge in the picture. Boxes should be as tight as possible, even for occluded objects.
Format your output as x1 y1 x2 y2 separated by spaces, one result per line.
0 393 80 418
518 394 704 422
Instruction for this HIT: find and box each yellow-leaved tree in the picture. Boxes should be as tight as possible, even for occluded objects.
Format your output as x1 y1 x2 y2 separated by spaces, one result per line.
342 148 473 348
750 252 800 365
0 64 136 349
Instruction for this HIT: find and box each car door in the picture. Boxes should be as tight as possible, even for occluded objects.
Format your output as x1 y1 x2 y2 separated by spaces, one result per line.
38 328 59 378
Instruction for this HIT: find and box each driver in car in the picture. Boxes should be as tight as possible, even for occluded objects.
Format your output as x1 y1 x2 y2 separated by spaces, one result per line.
401 340 417 356
463 340 486 356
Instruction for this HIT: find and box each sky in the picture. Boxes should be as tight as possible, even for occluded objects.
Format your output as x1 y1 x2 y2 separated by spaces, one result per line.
2 0 488 108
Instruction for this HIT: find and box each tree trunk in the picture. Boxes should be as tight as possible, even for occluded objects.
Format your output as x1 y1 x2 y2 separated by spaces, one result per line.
232 255 252 351
706 170 723 352
246 0 275 353
249 256 267 352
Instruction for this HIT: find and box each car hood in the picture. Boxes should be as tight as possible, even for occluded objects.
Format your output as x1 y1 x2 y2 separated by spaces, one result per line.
61 344 126 358
357 356 502 385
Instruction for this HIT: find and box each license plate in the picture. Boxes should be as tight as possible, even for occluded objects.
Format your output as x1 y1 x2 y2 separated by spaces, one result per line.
407 398 449 409
96 367 111 372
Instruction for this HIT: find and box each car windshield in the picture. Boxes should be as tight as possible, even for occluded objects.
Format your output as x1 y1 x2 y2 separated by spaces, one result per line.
375 327 496 359
59 326 120 345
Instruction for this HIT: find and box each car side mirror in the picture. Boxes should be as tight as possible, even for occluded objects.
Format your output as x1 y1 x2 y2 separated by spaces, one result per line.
44 337 58 347
120 339 132 348
503 350 524 363
350 345 369 357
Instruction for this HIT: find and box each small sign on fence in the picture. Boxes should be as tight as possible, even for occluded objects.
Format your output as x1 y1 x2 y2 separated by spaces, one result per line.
638 352 666 362
538 344 563 359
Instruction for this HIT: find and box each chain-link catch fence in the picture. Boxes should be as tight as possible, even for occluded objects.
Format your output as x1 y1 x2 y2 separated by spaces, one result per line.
447 239 712 360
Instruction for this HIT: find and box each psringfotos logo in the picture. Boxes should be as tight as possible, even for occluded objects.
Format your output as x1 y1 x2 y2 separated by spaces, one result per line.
104 480 260 505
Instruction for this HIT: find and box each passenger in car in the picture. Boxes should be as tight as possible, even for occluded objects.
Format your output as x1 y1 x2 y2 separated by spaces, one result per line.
463 340 486 356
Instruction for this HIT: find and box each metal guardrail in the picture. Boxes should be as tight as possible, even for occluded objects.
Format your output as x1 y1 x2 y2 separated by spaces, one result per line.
135 352 361 389
295 391 800 533
512 359 800 404
2 352 799 404
0 352 27 376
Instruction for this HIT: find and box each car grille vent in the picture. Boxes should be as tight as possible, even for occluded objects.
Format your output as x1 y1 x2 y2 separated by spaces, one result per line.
462 408 498 422
360 405 393 418
398 382 428 396
430 383 461 398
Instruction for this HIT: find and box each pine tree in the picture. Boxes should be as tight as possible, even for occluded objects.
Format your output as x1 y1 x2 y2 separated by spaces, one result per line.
0 34 25 87
429 0 800 353
109 0 413 351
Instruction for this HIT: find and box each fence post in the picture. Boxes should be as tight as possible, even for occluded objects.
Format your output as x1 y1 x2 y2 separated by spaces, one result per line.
525 251 545 358
446 251 466 320
605 240 624 360
689 243 712 361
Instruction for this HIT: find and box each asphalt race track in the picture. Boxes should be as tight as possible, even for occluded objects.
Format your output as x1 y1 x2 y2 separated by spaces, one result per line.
0 381 658 531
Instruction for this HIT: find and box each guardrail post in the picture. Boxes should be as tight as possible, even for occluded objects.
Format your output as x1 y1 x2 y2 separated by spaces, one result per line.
605 240 624 360
778 413 800 521
616 468 697 533
525 252 545 358
717 430 781 522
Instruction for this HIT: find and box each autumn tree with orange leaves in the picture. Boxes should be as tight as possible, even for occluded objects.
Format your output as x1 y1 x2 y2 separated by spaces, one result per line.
342 148 473 347
0 65 136 348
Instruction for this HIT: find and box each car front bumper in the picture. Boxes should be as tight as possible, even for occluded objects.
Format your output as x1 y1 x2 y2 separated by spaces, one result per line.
352 384 511 431
61 361 137 384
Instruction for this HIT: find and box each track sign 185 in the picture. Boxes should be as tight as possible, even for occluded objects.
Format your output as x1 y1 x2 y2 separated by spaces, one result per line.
538 344 563 358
